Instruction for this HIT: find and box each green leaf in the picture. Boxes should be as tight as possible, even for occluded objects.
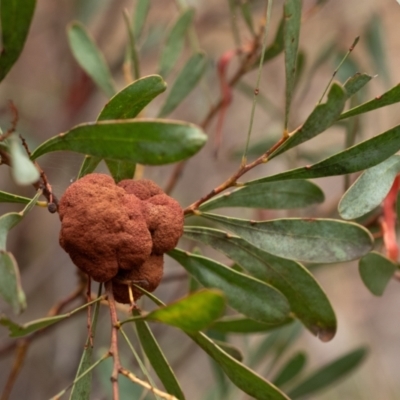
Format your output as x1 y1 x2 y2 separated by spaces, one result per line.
273 352 307 387
123 10 140 80
104 160 135 183
133 0 150 40
158 8 195 78
158 52 207 118
343 73 373 99
188 331 290 400
359 252 397 296
0 296 102 337
240 1 255 35
31 119 207 165
283 0 302 129
146 289 226 332
211 316 292 334
0 0 36 82
97 75 167 120
288 347 368 399
212 339 243 362
199 180 324 211
77 155 102 179
248 124 400 184
272 83 347 158
0 251 26 314
67 21 116 97
168 249 291 325
133 310 185 400
200 214 373 264
339 84 400 120
339 156 400 220
8 134 40 185
0 191 31 204
184 227 336 341
0 190 42 250
255 18 284 67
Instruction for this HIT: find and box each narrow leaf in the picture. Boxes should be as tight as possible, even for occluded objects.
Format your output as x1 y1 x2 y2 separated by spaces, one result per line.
188 331 290 400
158 52 207 117
248 124 400 184
158 8 195 77
31 119 207 165
168 249 291 325
0 0 36 82
67 21 116 97
272 83 347 158
339 156 400 220
133 0 150 40
133 310 185 400
97 75 167 121
283 0 302 129
184 227 336 341
339 84 400 120
212 339 243 362
8 134 40 185
0 191 31 204
211 316 292 334
255 18 284 67
343 73 373 99
273 352 307 387
199 180 324 211
104 159 135 183
0 251 26 314
200 214 373 264
359 252 397 296
288 347 368 399
77 155 101 179
146 290 226 332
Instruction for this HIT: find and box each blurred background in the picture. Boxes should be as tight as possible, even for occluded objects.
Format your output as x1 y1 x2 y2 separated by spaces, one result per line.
1 0 400 398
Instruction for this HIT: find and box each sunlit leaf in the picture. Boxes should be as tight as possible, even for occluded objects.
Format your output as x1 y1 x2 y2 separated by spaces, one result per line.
77 155 101 179
199 214 373 264
168 249 291 325
212 339 243 362
359 252 397 296
339 156 400 220
8 134 40 185
67 21 116 97
0 0 36 82
339 84 400 120
211 316 292 334
283 0 302 129
0 251 26 314
31 119 207 165
248 124 400 184
288 347 368 399
158 52 207 117
272 83 347 158
158 8 195 78
146 290 226 332
184 226 336 341
343 73 373 99
273 352 307 387
199 180 324 211
133 310 185 400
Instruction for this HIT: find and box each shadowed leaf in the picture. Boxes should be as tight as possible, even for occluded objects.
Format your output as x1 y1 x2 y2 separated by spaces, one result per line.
211 316 292 334
133 0 150 40
273 352 307 387
104 160 135 183
343 73 373 98
0 191 31 204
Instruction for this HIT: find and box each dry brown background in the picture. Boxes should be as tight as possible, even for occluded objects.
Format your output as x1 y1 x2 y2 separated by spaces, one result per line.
1 0 400 399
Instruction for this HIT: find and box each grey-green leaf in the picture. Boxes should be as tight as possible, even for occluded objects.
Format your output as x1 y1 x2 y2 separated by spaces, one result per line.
67 21 116 97
8 134 40 185
133 309 185 400
0 251 26 314
31 119 207 165
0 191 31 205
97 75 167 121
288 347 368 399
211 316 292 334
339 156 400 220
339 84 400 120
158 52 207 118
133 0 150 40
343 73 373 99
273 352 307 387
200 214 373 264
248 124 400 184
199 180 324 211
283 0 302 129
168 249 291 325
271 83 347 158
0 0 36 82
158 8 195 78
359 252 397 296
184 226 336 341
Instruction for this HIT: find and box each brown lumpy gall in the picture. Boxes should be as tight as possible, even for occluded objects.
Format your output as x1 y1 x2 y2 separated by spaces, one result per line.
59 174 184 302
112 254 164 303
